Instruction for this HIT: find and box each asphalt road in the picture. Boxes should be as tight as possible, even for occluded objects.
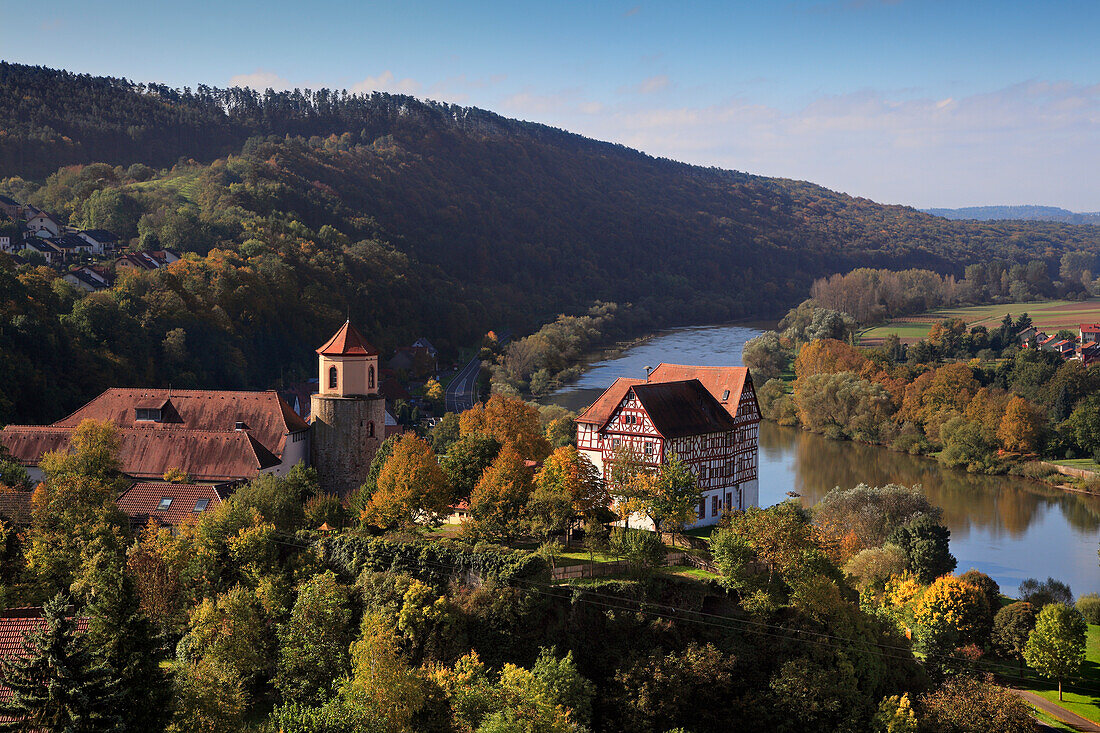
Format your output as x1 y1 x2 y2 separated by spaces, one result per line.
1015 689 1100 732
445 356 481 414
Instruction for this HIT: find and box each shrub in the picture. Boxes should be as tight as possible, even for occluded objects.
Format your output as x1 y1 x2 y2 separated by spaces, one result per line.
918 674 1036 733
1018 577 1073 607
1076 593 1100 625
608 527 665 570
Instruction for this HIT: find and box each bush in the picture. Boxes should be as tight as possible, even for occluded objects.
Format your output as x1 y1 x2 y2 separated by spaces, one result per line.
1076 593 1100 624
918 674 1036 733
608 527 665 570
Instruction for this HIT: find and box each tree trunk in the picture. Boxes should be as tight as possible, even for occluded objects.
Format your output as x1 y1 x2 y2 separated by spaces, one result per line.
1059 679 1063 701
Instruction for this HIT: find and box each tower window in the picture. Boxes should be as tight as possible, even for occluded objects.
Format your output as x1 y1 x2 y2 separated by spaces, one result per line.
367 421 375 437
369 365 375 389
329 366 338 389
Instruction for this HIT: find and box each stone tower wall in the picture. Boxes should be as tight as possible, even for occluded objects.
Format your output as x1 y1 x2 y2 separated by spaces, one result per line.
310 394 387 496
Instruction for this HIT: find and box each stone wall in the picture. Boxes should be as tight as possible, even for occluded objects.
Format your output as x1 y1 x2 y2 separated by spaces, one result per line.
310 394 386 496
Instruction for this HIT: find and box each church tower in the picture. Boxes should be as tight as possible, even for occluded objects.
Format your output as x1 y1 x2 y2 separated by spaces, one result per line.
310 321 387 495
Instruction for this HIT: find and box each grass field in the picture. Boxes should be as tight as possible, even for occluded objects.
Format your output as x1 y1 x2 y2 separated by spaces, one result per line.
1051 459 1100 473
859 299 1100 345
1016 623 1100 726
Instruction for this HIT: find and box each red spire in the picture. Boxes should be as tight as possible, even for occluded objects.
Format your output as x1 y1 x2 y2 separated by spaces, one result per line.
316 321 379 356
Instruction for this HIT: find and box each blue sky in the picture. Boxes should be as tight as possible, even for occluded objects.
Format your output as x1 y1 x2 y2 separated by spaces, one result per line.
4 0 1099 209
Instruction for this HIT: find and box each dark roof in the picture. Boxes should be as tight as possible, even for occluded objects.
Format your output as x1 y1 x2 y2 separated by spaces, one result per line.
0 491 33 525
63 269 108 290
78 229 118 243
51 234 89 250
317 321 379 356
576 377 645 426
647 364 756 422
630 379 737 439
0 195 18 206
117 481 230 526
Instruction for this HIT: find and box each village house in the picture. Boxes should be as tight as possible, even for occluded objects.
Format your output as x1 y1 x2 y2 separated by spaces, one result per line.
63 264 114 292
17 237 64 264
0 194 21 221
0 388 311 486
77 229 119 256
576 364 760 529
25 210 62 238
115 249 181 272
115 481 232 530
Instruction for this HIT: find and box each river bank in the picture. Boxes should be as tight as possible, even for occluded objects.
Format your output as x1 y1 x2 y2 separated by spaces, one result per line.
543 321 1100 595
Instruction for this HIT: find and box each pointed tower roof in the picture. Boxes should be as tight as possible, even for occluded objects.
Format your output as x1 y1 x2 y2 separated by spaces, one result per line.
316 321 379 357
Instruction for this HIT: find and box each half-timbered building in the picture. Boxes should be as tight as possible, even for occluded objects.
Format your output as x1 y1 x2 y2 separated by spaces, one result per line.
575 364 760 528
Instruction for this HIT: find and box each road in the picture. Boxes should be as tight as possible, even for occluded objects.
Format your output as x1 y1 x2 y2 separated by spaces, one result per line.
1015 689 1100 732
445 355 481 414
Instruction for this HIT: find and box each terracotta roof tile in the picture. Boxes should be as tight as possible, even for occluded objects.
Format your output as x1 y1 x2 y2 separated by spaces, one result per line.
575 377 645 426
0 608 89 705
0 491 33 525
647 364 754 422
117 481 229 526
317 321 379 357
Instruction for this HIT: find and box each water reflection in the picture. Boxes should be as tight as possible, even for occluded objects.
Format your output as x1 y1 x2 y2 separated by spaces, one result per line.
547 322 1100 594
760 421 1100 594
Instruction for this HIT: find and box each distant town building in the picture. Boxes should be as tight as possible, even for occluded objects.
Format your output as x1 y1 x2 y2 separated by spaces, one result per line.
25 211 62 238
310 321 387 495
576 364 760 528
116 481 232 530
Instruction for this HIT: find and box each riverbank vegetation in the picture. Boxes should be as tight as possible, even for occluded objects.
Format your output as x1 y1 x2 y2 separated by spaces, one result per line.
745 267 1100 480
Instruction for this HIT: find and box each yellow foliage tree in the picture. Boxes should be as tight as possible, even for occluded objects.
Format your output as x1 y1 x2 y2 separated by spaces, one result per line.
793 338 869 380
997 395 1045 453
913 574 989 646
467 444 534 539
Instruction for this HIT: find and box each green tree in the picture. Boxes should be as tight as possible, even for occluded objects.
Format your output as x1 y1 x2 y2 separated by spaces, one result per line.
170 657 248 733
0 593 122 731
441 433 502 502
177 584 274 687
992 602 1037 674
618 452 700 539
1024 603 1087 700
276 571 354 705
886 515 956 584
873 693 917 733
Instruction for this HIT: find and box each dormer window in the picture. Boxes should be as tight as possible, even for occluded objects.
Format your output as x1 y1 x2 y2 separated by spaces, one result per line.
722 390 730 401
136 408 161 422
156 497 173 511
194 499 209 512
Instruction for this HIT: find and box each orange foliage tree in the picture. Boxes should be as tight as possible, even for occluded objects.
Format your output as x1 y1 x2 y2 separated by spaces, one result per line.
793 339 870 380
997 396 1046 453
459 393 551 461
362 434 449 529
466 444 535 540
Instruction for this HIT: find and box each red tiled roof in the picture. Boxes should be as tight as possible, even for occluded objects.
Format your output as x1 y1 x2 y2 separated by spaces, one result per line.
51 388 307 458
317 321 379 357
575 377 645 426
117 481 229 526
648 364 755 422
1081 324 1100 332
0 427 280 482
631 380 737 439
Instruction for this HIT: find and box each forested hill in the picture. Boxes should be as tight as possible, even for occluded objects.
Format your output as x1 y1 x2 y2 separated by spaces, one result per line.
5 61 1100 423
923 205 1100 224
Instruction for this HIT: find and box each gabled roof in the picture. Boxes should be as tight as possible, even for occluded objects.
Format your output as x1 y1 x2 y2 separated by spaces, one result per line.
630 380 737 439
78 229 118 243
0 426 281 482
51 234 90 250
117 481 231 526
0 195 18 206
575 377 645 426
647 364 755 422
317 321 379 357
51 388 308 457
1081 323 1100 333
27 211 60 224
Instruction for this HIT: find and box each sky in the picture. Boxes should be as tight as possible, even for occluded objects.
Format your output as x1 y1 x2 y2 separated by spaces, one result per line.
3 0 1099 210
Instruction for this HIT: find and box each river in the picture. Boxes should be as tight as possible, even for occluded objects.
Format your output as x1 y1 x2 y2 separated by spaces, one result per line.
545 323 1100 596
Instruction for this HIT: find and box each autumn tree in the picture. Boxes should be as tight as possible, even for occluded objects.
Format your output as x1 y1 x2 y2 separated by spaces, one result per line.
467 444 534 539
527 446 607 539
913 575 991 657
917 674 1037 733
275 571 355 705
793 338 869 380
362 434 450 529
997 396 1045 453
1025 603 1087 700
459 393 551 460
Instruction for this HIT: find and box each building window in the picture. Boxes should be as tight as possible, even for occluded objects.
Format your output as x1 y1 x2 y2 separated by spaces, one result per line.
697 500 705 519
369 365 375 389
329 366 338 389
194 499 209 512
156 497 173 512
135 408 161 422
367 421 375 437
726 492 733 510
644 442 654 455
711 495 719 516
612 439 620 448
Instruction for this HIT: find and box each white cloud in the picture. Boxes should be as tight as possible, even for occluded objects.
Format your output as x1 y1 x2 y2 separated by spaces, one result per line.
228 70 291 90
518 80 1100 210
350 71 421 95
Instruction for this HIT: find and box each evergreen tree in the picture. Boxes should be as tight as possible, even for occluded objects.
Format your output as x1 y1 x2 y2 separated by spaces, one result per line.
0 593 122 732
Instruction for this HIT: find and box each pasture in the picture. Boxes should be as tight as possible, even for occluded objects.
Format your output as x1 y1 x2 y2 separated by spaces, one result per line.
859 299 1100 345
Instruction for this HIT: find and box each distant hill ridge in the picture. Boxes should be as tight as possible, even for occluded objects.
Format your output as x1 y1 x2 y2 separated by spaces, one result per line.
924 205 1100 224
